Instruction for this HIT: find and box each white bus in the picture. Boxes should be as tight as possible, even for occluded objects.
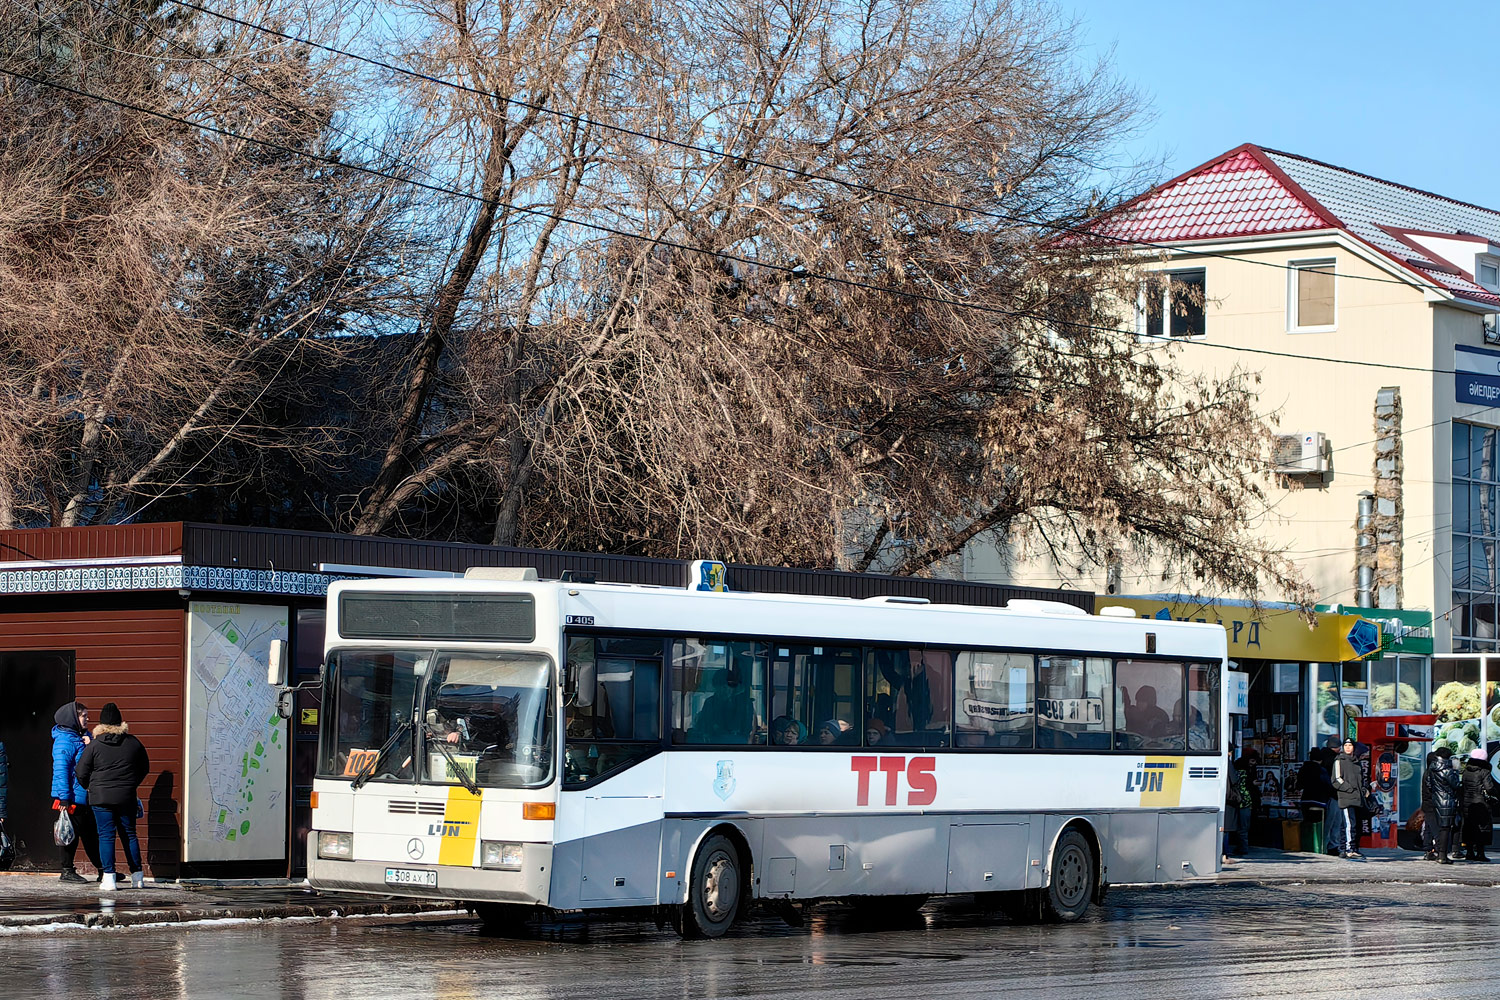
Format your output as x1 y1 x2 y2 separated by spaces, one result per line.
302 569 1228 937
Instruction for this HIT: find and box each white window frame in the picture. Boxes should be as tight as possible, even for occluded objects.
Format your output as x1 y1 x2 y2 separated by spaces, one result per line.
1287 257 1337 333
1476 254 1500 293
1137 267 1207 340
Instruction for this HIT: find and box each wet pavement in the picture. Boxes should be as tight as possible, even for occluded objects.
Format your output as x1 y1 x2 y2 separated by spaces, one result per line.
0 872 460 929
4 845 1496 932
3 878 1497 999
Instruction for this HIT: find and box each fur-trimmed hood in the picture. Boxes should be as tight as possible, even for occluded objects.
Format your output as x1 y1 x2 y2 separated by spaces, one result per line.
91 722 129 740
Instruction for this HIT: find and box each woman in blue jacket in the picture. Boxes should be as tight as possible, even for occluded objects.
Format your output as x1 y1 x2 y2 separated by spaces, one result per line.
51 701 103 882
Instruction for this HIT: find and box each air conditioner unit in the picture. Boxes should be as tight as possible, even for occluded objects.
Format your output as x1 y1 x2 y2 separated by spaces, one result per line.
1272 432 1330 474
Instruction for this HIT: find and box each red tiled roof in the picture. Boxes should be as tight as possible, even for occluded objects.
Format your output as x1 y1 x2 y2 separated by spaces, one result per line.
1097 149 1330 242
1088 143 1500 309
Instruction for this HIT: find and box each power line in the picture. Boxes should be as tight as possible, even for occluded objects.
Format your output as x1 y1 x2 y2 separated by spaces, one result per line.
164 0 1443 292
0 60 1477 381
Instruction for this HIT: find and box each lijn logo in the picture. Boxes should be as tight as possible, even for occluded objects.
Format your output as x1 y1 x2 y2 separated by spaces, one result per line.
428 820 471 838
1125 759 1183 807
1125 761 1176 793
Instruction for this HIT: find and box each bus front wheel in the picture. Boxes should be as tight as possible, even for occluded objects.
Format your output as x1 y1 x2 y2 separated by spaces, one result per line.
676 833 742 939
1041 829 1094 923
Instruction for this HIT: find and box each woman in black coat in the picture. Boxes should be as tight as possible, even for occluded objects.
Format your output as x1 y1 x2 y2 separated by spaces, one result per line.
76 703 150 892
1460 749 1497 862
1423 749 1463 864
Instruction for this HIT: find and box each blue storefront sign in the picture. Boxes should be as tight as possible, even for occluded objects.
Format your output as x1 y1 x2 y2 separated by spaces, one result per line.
1455 344 1500 405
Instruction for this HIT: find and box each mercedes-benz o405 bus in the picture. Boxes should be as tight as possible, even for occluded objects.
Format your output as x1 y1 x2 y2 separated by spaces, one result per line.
301 569 1228 937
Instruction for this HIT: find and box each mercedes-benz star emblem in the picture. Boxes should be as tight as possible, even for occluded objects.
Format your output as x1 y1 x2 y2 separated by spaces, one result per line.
406 838 424 860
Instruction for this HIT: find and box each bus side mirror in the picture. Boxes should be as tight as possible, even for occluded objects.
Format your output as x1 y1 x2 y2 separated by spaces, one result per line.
267 639 288 687
561 660 577 704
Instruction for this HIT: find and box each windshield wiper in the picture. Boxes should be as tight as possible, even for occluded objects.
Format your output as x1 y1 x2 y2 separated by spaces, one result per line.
427 731 482 796
351 719 413 790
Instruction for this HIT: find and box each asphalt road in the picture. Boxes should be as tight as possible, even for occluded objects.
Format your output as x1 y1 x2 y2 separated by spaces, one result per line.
7 882 1496 1000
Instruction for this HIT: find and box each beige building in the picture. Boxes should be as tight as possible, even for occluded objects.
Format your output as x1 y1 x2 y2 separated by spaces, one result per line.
966 143 1500 658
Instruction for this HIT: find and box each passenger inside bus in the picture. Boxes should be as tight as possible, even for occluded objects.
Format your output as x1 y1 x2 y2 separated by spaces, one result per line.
689 668 761 744
770 716 806 745
817 718 855 745
1125 685 1170 738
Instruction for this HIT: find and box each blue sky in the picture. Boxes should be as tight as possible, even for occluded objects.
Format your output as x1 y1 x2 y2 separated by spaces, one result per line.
1071 1 1500 208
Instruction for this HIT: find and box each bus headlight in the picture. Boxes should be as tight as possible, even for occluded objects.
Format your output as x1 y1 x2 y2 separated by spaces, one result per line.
317 831 353 860
481 841 524 871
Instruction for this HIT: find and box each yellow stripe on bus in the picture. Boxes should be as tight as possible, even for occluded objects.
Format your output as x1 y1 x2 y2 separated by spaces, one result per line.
1138 757 1185 808
438 786 483 867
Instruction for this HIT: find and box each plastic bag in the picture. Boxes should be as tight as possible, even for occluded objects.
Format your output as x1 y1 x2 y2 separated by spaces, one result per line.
53 807 76 846
0 829 14 870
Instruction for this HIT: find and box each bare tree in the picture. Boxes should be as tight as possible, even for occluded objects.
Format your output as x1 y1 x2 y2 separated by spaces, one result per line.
0 0 410 527
352 0 1306 600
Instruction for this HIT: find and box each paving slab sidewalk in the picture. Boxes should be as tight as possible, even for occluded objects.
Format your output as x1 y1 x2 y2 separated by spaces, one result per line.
0 872 462 930
1189 846 1500 889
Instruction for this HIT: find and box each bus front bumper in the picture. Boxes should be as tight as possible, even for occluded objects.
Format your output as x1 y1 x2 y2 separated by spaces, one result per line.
308 844 553 904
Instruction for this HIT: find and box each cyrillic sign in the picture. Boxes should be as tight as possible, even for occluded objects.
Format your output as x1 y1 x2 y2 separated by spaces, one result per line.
1455 344 1500 405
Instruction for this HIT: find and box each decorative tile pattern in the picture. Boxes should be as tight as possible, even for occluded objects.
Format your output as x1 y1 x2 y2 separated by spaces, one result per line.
0 564 352 596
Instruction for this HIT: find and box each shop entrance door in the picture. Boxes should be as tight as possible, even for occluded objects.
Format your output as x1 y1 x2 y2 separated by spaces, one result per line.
0 650 75 869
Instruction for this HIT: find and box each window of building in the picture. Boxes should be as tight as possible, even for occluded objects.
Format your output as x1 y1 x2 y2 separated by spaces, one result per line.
1288 258 1336 331
1140 268 1206 339
954 651 1034 748
864 647 952 748
1477 255 1500 293
1453 422 1500 651
1035 655 1111 750
1114 659 1185 750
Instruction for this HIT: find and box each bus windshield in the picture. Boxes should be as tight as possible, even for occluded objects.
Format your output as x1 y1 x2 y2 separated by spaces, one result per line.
321 649 555 788
323 649 426 782
421 651 554 788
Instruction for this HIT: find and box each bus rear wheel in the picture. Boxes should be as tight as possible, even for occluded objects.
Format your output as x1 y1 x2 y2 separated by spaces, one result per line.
1041 829 1094 923
676 833 742 939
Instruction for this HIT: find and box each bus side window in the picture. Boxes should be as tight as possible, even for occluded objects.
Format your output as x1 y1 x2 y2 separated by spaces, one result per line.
953 651 1034 749
863 647 950 748
1036 655 1111 751
1187 662 1219 750
1115 659 1186 751
563 635 664 786
671 640 767 746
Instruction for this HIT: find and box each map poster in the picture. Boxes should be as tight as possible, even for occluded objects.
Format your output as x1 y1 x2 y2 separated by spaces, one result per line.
183 602 290 862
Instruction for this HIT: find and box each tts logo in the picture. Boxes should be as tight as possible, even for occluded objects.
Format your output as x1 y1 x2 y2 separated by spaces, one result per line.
850 756 937 806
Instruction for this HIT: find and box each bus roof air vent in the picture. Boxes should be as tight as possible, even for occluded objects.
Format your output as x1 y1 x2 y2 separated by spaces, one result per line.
861 595 931 605
1004 599 1087 616
463 566 539 581
1098 606 1137 618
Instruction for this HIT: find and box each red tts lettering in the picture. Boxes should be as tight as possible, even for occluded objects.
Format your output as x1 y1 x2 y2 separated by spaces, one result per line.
850 756 938 806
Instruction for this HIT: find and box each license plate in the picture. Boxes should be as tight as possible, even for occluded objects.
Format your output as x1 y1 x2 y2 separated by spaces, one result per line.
385 867 437 887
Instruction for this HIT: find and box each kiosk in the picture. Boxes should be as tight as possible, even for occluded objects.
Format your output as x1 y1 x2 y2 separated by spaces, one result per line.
1355 713 1436 849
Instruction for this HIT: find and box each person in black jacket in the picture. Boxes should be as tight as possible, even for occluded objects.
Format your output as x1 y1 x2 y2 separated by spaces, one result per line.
1460 748 1497 862
76 702 150 892
1423 747 1463 864
1420 751 1441 859
1297 750 1336 848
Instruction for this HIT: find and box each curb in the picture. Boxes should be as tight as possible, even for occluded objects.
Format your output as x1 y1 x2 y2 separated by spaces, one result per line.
1143 874 1500 891
0 898 463 931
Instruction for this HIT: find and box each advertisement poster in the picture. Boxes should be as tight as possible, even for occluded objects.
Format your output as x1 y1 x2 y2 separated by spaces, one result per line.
1256 766 1285 806
183 602 290 862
